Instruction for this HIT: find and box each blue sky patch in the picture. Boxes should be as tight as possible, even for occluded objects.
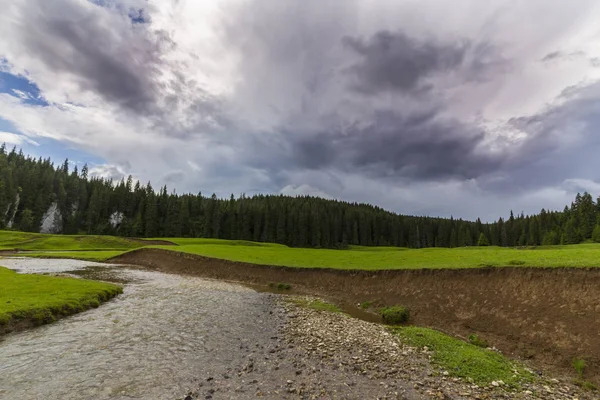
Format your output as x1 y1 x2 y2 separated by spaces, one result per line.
0 117 104 169
90 0 150 24
0 71 49 106
128 8 149 24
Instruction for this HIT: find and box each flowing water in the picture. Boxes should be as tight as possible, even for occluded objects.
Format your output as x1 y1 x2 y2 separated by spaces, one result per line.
0 258 281 400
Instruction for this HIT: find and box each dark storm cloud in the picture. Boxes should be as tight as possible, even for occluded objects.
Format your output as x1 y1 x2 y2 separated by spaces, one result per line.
488 81 600 192
290 110 503 180
17 0 168 114
541 51 562 62
343 31 468 94
541 50 592 65
218 3 512 183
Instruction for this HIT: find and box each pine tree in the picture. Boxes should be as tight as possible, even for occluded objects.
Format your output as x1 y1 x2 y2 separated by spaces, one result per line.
144 187 157 237
477 232 490 246
592 225 600 243
2 145 600 250
562 218 580 244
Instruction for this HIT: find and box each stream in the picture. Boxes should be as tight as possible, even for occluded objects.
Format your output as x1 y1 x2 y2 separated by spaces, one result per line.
0 258 282 400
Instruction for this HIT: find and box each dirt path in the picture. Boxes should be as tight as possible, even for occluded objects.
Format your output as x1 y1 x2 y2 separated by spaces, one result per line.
110 248 600 386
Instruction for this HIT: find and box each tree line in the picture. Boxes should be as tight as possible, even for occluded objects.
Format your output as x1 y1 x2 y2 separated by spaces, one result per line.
1 145 599 248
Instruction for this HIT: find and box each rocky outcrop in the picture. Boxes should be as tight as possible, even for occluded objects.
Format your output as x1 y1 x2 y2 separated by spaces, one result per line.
40 202 63 234
109 211 124 228
5 193 19 228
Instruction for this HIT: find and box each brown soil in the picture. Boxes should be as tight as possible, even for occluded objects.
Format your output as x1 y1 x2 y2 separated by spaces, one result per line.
110 248 600 385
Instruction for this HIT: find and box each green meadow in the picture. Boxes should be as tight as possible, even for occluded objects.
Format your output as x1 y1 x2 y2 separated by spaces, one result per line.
0 266 122 330
159 240 600 269
0 230 144 252
3 230 600 269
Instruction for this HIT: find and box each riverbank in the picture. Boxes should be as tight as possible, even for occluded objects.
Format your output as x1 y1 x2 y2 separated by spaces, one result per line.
175 296 594 399
1 257 595 399
274 299 594 399
110 248 600 386
0 266 122 335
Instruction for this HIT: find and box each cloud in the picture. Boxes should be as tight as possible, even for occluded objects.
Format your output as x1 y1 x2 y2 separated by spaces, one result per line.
0 131 39 146
1 0 600 221
343 31 468 94
287 111 504 181
89 163 129 181
280 184 332 199
0 0 172 114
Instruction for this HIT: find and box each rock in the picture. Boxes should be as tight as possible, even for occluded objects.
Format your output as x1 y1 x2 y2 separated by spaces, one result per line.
40 201 63 233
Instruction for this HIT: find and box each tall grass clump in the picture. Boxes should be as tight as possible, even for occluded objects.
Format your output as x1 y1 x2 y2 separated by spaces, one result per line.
380 305 410 324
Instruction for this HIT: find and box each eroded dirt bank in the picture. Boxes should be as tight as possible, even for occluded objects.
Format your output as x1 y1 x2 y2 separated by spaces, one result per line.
111 248 600 384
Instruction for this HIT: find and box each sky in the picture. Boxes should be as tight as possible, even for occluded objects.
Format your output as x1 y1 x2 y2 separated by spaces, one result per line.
1 0 600 221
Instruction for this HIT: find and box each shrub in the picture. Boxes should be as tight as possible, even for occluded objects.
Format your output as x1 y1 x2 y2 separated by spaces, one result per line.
268 282 291 290
574 378 598 391
360 301 373 309
380 306 410 324
468 334 489 348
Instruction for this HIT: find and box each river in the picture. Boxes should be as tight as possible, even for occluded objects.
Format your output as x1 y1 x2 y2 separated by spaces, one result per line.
0 258 282 400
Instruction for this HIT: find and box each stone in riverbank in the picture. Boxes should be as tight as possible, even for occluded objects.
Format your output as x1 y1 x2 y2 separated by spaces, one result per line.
187 296 594 399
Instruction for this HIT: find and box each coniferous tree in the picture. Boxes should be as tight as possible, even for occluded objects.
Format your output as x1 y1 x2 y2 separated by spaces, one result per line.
0 145 599 249
477 232 490 246
592 225 600 243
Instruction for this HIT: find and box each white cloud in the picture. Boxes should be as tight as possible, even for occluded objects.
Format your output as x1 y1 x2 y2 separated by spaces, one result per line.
280 184 333 199
0 0 599 219
0 131 39 146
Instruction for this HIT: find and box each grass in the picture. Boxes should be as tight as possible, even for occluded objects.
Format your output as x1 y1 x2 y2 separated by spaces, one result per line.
380 305 410 324
572 358 598 392
268 282 292 290
574 379 599 391
468 333 490 348
150 237 285 247
360 300 374 309
0 230 148 251
152 242 600 270
393 326 534 387
0 266 122 330
573 358 587 378
6 230 600 270
291 298 343 313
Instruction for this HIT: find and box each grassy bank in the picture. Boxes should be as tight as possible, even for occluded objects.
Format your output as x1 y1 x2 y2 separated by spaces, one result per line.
0 230 149 252
5 230 600 270
393 326 534 387
0 266 122 333
151 240 600 270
